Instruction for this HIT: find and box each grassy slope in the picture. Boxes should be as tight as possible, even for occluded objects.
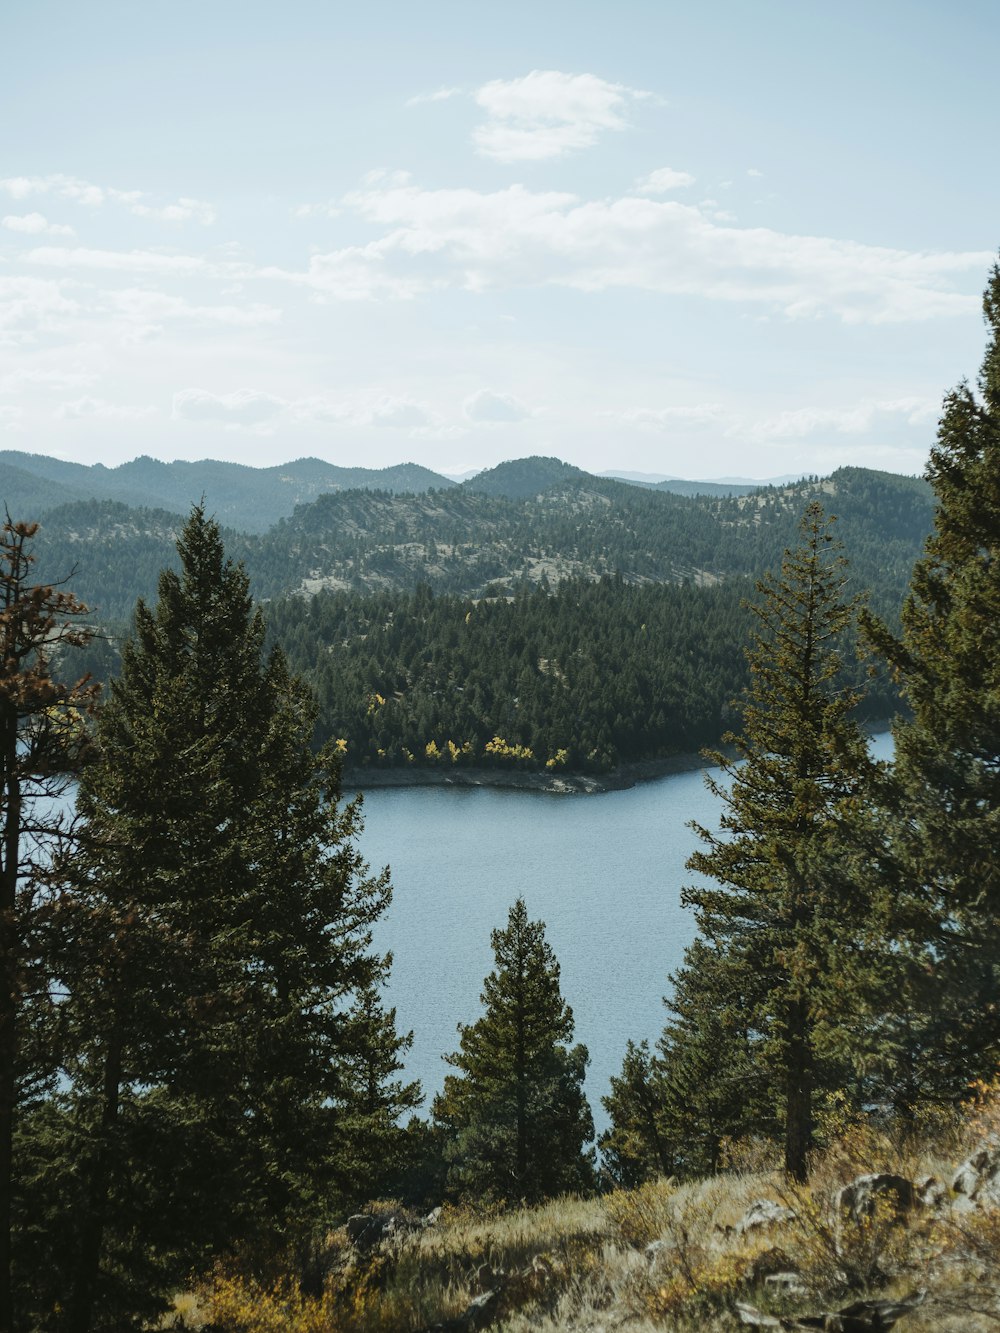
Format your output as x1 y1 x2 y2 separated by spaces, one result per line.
180 1098 1000 1332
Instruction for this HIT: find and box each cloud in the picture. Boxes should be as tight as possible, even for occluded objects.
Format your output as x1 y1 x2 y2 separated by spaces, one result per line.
747 168 764 178
172 388 287 426
621 404 732 430
406 86 463 107
0 174 106 207
472 70 652 162
171 388 434 432
0 367 95 394
634 168 695 195
0 276 80 339
744 397 940 441
297 177 990 323
57 395 156 421
463 389 530 423
128 197 216 225
368 396 431 428
616 397 941 442
25 246 225 276
108 288 281 327
3 212 75 236
0 174 215 223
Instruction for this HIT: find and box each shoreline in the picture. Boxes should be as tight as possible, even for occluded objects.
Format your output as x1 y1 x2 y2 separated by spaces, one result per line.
343 721 894 797
343 748 733 796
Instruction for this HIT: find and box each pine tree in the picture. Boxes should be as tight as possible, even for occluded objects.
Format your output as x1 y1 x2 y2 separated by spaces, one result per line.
682 503 877 1180
0 519 95 1333
37 507 411 1331
864 259 1000 1101
433 898 594 1203
599 1040 672 1187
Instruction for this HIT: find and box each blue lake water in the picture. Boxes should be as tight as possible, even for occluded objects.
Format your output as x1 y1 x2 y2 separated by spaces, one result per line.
354 731 894 1134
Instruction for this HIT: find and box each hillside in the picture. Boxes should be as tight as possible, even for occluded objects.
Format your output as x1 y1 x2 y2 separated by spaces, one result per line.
24 459 934 777
252 462 933 613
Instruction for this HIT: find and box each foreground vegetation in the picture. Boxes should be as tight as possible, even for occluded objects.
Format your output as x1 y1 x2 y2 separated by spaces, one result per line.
179 1087 1000 1332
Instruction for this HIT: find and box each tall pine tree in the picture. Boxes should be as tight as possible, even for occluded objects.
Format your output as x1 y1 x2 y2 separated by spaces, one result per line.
865 259 1000 1103
28 507 413 1332
681 503 877 1181
433 898 594 1203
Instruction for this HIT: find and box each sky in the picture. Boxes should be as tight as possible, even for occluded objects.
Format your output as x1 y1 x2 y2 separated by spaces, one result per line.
2 0 999 481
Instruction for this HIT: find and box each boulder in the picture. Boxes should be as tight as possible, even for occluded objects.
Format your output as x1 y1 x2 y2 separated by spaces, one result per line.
952 1140 1000 1208
735 1198 797 1236
915 1174 946 1209
345 1209 411 1250
835 1173 915 1224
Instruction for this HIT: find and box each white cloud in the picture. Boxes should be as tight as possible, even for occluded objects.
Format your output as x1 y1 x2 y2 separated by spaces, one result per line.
0 174 215 223
301 177 990 323
172 388 287 426
634 168 695 195
406 86 463 107
617 396 941 443
744 397 940 441
127 197 216 225
0 175 106 207
747 167 764 178
0 367 96 393
108 288 280 327
57 395 156 421
171 388 435 433
25 246 225 276
621 404 732 430
3 212 75 236
463 389 530 423
368 396 431 428
472 70 651 162
0 276 80 339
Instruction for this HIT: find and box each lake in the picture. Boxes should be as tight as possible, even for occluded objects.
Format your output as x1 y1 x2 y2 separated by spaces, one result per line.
353 730 894 1134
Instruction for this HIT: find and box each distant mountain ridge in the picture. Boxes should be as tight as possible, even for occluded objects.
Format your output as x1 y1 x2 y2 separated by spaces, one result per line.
0 451 457 533
2 450 823 532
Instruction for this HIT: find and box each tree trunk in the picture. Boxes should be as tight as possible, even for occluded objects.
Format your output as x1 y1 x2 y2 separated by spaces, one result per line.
784 996 813 1183
65 1028 122 1333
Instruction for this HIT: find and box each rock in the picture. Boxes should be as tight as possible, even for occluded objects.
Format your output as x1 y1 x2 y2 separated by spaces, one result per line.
423 1205 443 1227
915 1174 946 1209
345 1209 411 1250
735 1198 797 1236
952 1140 1000 1208
644 1238 670 1261
749 1245 798 1284
736 1287 925 1330
763 1271 808 1297
835 1173 915 1224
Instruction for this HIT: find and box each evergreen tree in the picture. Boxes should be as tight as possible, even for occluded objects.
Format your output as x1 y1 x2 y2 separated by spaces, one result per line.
0 519 95 1333
599 1040 672 1188
433 898 594 1203
865 259 1000 1101
31 507 411 1331
681 503 877 1180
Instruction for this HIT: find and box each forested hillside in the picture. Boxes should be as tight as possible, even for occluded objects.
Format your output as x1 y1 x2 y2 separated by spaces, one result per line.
267 577 899 773
16 461 933 775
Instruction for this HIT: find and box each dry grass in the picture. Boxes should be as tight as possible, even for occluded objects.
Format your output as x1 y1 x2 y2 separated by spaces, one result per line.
176 1096 1000 1333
